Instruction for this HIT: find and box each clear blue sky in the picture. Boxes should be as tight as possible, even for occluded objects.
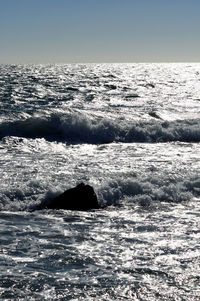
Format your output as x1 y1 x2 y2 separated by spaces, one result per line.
0 0 200 63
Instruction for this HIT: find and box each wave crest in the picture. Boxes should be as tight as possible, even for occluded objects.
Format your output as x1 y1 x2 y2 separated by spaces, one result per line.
98 176 200 207
1 112 200 144
0 175 199 211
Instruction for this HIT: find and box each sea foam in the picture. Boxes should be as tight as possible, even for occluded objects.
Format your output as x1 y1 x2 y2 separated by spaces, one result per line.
1 174 199 211
97 176 200 208
0 112 200 144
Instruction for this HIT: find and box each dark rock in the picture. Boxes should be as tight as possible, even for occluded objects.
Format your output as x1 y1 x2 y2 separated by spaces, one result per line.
46 183 99 210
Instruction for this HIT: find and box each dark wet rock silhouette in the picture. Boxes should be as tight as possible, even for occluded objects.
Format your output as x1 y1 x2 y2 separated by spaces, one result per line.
46 183 99 210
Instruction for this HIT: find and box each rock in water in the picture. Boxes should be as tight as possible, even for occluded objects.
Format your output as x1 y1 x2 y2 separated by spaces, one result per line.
47 183 99 210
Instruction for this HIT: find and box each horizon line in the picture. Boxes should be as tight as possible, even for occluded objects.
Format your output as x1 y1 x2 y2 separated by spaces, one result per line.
1 61 200 65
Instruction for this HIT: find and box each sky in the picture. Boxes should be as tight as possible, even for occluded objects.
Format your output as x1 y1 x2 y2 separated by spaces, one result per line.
0 0 200 63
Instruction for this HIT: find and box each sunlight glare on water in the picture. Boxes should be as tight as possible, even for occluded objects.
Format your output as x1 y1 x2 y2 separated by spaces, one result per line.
0 64 200 300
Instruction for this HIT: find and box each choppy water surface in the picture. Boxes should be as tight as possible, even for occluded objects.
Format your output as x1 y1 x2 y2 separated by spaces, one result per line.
0 64 200 300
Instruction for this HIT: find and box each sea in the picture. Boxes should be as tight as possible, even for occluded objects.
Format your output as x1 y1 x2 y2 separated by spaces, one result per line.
0 63 199 300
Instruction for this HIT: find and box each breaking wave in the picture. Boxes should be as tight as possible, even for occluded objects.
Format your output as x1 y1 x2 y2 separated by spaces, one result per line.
1 112 200 144
0 175 199 211
98 176 200 208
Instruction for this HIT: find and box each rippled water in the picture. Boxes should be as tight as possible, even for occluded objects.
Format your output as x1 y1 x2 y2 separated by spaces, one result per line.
0 64 200 300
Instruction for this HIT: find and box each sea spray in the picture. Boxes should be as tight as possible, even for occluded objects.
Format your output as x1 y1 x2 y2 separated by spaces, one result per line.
1 112 200 143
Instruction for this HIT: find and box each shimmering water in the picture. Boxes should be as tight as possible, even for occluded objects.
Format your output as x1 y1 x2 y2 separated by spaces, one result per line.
0 64 200 300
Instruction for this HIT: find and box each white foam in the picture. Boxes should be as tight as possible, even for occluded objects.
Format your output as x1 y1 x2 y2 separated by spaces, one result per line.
1 112 200 144
97 175 197 208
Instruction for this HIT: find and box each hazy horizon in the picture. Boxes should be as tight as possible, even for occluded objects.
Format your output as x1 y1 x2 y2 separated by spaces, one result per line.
1 0 200 64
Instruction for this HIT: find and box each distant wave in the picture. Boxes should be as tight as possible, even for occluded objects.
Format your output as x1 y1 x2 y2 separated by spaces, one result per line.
1 112 200 144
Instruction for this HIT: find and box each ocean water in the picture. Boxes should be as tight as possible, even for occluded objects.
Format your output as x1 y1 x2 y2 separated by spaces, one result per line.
0 63 200 300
